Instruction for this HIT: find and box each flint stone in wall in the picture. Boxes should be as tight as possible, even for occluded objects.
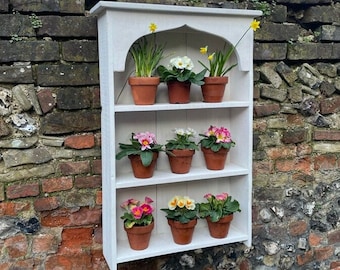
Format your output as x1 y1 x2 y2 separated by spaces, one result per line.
0 41 59 63
319 25 340 41
254 43 287 61
260 63 283 88
320 81 336 97
259 84 287 102
0 87 12 116
38 16 97 38
0 0 8 12
298 66 322 89
36 64 99 86
11 0 59 12
12 85 32 112
0 136 38 149
315 63 337 78
0 14 35 37
255 23 300 41
11 113 37 135
275 62 298 86
41 110 101 135
3 148 52 168
0 117 10 137
0 65 34 84
302 6 340 24
0 217 20 239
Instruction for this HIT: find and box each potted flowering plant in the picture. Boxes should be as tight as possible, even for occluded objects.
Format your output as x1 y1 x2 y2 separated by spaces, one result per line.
199 125 235 170
198 192 241 238
198 19 261 102
116 131 163 178
161 195 198 244
128 22 165 105
157 56 206 103
165 128 199 174
120 196 155 250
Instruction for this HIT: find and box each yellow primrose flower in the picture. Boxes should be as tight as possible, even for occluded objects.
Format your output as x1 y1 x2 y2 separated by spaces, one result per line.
177 197 186 208
149 22 157 33
184 196 196 210
168 196 178 210
250 19 260 31
200 46 208 54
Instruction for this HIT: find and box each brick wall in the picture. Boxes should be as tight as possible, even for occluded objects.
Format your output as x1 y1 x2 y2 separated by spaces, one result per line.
0 0 339 269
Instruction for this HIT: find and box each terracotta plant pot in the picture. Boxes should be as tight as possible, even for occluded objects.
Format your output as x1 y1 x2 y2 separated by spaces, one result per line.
128 77 160 105
167 219 197 245
167 81 191 104
201 147 229 170
201 76 228 103
124 221 154 250
167 149 195 174
206 214 233 238
128 152 158 178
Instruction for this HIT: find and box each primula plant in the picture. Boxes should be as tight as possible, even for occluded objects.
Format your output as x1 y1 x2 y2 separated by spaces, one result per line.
120 197 154 228
199 19 260 77
161 195 198 223
165 128 199 151
116 131 163 166
198 193 241 222
157 56 206 85
199 125 235 152
130 22 165 77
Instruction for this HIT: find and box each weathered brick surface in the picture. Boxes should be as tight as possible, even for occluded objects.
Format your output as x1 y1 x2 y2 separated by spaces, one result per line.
59 161 91 175
59 227 93 254
328 230 340 245
289 220 308 236
57 87 93 110
41 110 101 134
4 234 28 258
0 0 8 12
0 201 30 215
37 89 56 114
11 0 59 12
0 14 35 37
6 182 40 199
320 96 340 114
255 22 301 41
45 254 93 270
314 154 337 170
302 6 340 23
42 176 73 193
0 41 59 62
74 175 102 188
36 63 99 86
254 43 287 60
319 25 340 41
254 103 280 117
282 129 307 144
32 233 58 254
33 197 60 212
0 65 34 83
287 43 334 60
64 134 95 149
38 16 97 37
62 40 98 62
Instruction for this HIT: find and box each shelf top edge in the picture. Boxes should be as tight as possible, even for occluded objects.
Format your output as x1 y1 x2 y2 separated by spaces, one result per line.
90 1 262 17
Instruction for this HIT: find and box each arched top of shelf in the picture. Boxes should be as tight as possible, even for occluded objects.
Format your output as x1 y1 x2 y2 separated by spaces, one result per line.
91 1 262 72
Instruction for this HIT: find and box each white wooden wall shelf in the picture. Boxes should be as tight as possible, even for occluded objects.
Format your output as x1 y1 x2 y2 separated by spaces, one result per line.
90 2 261 269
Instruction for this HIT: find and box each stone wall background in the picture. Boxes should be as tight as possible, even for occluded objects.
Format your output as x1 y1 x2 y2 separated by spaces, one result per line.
0 0 339 269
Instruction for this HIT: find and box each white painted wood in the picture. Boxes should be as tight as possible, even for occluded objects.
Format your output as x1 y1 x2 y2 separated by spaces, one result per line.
91 2 261 269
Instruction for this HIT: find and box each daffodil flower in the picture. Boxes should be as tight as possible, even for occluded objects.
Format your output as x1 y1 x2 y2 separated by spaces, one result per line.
149 22 157 33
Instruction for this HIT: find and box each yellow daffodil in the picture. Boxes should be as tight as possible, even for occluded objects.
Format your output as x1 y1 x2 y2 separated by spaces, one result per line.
200 46 208 54
149 22 157 33
208 53 214 61
250 19 260 31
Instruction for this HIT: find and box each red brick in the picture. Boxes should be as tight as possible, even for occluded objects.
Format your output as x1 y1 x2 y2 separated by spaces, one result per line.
287 114 304 126
289 220 308 236
330 261 340 269
253 119 267 132
92 249 110 270
315 246 334 261
34 197 60 212
59 227 93 254
41 207 101 227
93 226 103 244
32 234 57 254
94 132 101 146
320 96 340 114
45 254 92 270
309 232 322 247
92 159 102 174
253 160 274 176
74 175 101 188
266 146 296 160
282 129 307 144
4 234 28 258
37 89 56 114
96 190 102 205
296 250 314 265
314 129 340 141
276 157 311 174
64 134 95 149
0 201 30 216
239 259 250 270
296 143 312 156
92 86 101 109
59 160 91 175
6 182 40 199
254 103 280 117
9 259 35 269
328 229 340 245
42 176 73 193
314 154 337 170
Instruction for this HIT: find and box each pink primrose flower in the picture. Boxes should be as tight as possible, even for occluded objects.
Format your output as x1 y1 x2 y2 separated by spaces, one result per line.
204 193 212 199
140 203 153 215
144 196 154 204
215 193 228 201
131 206 143 219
